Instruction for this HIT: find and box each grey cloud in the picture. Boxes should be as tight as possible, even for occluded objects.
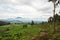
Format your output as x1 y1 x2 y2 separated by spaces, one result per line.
0 0 53 14
38 7 53 13
0 4 33 13
0 0 31 5
0 0 32 13
0 0 58 20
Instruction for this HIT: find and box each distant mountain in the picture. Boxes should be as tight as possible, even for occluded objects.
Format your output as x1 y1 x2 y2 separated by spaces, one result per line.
15 17 22 19
0 17 32 23
0 17 42 24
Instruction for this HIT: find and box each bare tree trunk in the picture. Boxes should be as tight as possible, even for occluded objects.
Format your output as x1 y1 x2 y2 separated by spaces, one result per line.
53 2 56 34
53 2 56 40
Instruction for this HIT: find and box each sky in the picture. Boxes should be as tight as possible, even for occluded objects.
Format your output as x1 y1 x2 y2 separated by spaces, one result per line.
0 0 60 21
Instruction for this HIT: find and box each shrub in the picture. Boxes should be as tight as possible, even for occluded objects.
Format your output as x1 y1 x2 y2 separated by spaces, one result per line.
31 21 34 25
23 24 28 28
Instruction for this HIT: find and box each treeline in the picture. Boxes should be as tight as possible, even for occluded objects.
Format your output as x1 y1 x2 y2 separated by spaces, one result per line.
0 21 10 26
0 20 35 26
48 14 60 23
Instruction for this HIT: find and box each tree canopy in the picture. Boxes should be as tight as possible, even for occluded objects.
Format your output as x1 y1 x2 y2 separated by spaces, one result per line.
48 14 60 23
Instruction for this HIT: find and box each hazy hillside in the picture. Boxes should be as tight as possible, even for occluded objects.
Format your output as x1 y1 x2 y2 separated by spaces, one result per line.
0 17 42 24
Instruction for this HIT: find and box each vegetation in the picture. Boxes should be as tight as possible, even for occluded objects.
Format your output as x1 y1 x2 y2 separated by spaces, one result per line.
48 14 60 23
31 20 34 25
0 22 59 40
48 0 60 15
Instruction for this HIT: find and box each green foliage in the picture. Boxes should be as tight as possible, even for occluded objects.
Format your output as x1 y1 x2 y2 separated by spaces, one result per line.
0 23 60 40
23 24 28 28
31 20 34 25
48 14 60 23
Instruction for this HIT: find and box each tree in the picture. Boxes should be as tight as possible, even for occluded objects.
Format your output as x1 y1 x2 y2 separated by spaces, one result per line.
31 20 34 25
48 17 53 23
48 14 60 23
48 0 60 34
48 0 60 19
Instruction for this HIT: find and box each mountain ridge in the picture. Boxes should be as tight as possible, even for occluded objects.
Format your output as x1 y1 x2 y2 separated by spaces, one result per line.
0 17 42 23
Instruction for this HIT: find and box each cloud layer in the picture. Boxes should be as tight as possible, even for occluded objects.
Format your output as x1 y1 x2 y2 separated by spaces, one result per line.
0 0 59 21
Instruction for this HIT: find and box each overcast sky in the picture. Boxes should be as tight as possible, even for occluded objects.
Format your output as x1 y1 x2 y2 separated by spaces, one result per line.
0 0 60 21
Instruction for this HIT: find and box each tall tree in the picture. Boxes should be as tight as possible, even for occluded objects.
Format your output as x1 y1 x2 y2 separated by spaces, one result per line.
48 14 60 22
48 0 60 16
48 17 53 23
48 0 60 39
31 20 34 25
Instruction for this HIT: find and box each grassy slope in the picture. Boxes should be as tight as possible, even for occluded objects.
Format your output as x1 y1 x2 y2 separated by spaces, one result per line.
0 23 60 40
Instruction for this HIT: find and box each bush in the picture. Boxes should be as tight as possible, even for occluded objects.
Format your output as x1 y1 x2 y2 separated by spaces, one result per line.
23 24 28 28
31 21 34 25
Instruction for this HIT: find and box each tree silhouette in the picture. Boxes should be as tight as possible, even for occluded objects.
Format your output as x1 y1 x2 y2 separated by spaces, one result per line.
31 20 34 25
48 0 60 16
48 0 60 34
48 14 60 22
48 17 53 23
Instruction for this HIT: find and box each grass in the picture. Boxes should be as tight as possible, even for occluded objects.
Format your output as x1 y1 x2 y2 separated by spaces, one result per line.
0 23 60 40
